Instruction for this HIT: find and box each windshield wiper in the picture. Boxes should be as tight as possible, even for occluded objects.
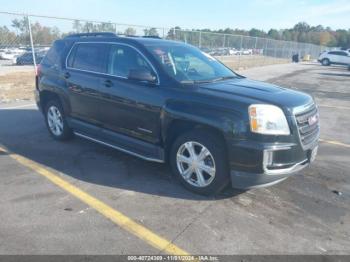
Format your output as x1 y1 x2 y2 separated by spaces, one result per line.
180 76 237 85
210 76 237 82
180 79 212 84
180 80 196 84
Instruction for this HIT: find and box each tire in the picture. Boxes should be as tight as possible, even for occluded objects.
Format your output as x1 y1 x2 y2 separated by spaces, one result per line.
321 58 330 66
170 130 230 195
45 100 72 141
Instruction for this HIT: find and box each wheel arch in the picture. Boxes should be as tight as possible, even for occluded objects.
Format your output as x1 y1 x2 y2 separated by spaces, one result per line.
40 90 69 115
163 118 229 163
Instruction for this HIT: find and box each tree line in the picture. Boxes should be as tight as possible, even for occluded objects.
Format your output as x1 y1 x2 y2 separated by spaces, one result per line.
185 22 350 48
0 18 349 49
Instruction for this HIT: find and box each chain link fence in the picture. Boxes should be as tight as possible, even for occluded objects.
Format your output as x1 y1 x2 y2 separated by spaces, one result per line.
0 11 327 72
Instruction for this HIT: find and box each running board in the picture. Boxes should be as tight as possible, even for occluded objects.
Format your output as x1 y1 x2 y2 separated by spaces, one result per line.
74 132 164 163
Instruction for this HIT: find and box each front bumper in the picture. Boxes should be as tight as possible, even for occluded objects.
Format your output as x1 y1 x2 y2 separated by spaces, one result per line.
228 140 318 189
230 159 309 189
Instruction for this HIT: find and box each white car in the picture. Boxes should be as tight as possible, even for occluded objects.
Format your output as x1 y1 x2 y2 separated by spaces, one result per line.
318 50 350 66
230 49 241 55
0 49 9 58
241 49 253 55
0 49 25 60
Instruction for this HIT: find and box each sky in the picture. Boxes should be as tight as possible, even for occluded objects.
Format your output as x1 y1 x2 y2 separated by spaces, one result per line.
0 0 350 31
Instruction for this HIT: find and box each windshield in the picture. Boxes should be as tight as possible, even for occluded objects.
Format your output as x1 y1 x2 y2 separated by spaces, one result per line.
145 43 238 83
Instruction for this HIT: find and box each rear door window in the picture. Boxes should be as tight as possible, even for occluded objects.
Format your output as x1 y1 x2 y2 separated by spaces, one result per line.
68 43 108 73
329 51 347 56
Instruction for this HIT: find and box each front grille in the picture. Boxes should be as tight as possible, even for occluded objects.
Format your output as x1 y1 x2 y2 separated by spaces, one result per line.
295 104 320 148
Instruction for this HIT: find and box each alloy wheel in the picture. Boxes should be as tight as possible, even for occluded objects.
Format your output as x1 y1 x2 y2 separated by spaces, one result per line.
176 141 216 187
47 105 64 136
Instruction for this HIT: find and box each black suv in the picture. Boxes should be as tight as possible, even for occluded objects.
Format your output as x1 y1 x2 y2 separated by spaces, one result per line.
36 33 319 195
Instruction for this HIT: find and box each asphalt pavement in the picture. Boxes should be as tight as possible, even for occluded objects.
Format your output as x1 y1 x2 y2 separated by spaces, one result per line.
0 62 349 255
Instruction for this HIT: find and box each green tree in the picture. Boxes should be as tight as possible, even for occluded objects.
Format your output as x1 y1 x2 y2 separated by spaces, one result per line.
72 20 82 33
293 22 310 33
282 30 292 41
11 18 28 34
30 22 61 45
267 29 279 39
144 28 159 36
249 28 266 37
0 26 17 45
167 26 181 40
124 27 136 36
10 18 61 46
82 22 96 33
96 22 115 32
335 30 348 48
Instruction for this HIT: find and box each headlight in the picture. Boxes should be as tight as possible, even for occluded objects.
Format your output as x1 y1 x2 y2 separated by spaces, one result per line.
249 104 290 135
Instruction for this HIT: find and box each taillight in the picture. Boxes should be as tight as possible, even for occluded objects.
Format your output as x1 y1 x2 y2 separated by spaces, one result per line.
36 64 42 77
35 64 42 90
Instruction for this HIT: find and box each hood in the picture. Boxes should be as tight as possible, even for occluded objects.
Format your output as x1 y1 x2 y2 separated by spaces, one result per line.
198 78 313 115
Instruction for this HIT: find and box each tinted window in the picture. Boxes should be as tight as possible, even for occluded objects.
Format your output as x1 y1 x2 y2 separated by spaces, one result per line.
41 40 65 66
69 43 108 73
145 43 237 83
329 51 348 56
107 44 153 78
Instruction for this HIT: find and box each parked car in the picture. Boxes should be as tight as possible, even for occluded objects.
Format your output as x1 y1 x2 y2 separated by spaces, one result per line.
200 47 211 54
210 48 231 56
241 49 253 55
14 51 46 65
36 33 319 195
318 50 350 66
0 48 25 60
230 48 241 55
0 48 9 58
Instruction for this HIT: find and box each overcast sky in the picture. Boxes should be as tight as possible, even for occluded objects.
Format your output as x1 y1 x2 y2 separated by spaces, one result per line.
1 0 349 31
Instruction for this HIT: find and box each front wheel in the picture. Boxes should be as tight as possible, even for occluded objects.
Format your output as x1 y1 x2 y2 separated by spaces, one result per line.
321 58 330 66
170 130 230 195
45 100 72 141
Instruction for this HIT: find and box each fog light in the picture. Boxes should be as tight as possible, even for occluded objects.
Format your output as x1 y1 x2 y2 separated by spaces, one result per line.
263 150 273 167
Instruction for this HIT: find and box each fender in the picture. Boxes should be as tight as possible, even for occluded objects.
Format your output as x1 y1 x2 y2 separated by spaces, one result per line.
39 72 71 115
160 98 246 146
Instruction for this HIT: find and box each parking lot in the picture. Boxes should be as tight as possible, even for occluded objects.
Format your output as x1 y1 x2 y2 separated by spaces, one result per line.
0 62 349 255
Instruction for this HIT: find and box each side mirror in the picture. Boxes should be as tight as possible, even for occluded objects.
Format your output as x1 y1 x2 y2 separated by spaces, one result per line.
128 68 157 83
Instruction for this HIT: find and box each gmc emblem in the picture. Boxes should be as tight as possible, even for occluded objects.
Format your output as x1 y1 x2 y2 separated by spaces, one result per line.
308 114 318 126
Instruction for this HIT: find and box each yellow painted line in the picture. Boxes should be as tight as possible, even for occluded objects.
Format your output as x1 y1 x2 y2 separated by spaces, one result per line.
0 145 189 256
318 104 350 110
320 139 350 148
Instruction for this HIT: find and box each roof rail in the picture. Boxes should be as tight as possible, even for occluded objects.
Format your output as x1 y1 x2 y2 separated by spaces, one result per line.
115 34 163 39
142 35 162 39
65 32 117 38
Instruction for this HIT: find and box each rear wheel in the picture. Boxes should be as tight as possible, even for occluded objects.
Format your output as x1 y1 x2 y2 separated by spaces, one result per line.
170 130 230 195
45 100 72 141
321 58 330 66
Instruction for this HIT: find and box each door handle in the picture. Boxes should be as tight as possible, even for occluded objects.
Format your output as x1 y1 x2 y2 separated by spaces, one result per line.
63 72 71 79
69 85 83 93
103 79 113 88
